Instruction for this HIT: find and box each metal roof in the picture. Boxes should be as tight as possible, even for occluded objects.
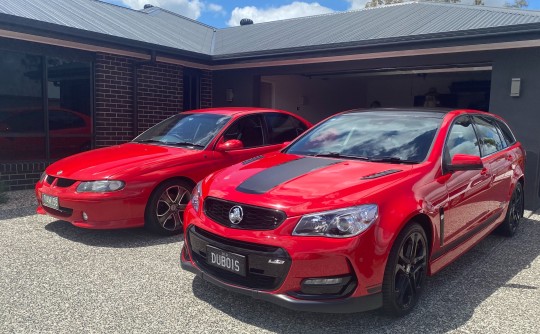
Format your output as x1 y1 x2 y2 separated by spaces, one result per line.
0 1 540 58
0 0 215 54
213 2 540 56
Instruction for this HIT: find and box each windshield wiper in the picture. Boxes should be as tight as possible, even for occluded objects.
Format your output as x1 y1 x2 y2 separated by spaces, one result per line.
369 156 418 164
311 152 370 160
133 139 162 144
164 141 205 148
133 139 204 148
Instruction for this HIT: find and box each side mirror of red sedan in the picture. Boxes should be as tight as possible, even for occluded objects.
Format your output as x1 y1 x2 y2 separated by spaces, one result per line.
216 139 244 152
447 154 484 171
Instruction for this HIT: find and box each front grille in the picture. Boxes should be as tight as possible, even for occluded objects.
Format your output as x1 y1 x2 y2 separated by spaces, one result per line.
42 205 73 217
187 226 291 290
44 176 77 188
56 178 77 188
204 197 286 230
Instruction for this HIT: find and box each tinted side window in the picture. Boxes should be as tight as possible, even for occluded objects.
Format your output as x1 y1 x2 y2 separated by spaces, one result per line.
493 118 516 146
472 116 505 156
223 115 265 148
446 116 481 160
264 113 307 145
49 110 85 130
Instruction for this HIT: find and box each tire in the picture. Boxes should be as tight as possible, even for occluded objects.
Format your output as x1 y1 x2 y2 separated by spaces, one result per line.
381 223 428 317
497 182 524 237
144 179 193 235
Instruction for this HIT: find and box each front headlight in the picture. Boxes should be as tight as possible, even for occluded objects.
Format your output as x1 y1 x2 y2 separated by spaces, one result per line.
76 180 125 193
292 204 378 238
191 181 202 213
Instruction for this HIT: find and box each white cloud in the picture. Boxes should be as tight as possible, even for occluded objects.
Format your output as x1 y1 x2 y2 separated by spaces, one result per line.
121 0 204 19
207 3 224 12
227 2 335 27
346 0 370 10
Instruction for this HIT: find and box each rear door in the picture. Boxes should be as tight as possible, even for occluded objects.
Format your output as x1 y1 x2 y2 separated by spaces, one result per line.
471 115 513 217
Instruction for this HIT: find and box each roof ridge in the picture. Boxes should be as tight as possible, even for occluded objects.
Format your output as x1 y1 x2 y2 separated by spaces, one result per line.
414 1 540 16
141 5 217 29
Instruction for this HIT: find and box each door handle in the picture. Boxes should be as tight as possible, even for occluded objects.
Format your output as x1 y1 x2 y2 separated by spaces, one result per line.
480 168 488 176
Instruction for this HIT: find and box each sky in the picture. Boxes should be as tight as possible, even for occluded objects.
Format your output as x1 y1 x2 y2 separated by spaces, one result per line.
102 0 540 28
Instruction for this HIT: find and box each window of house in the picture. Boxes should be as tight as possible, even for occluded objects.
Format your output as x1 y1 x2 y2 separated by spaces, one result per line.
0 50 92 161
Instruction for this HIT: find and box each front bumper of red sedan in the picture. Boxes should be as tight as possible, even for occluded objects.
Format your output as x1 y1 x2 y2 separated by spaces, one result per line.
181 208 384 313
35 180 146 229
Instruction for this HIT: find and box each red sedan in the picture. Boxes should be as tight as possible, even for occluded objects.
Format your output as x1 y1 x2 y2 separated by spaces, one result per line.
181 108 525 315
35 108 311 234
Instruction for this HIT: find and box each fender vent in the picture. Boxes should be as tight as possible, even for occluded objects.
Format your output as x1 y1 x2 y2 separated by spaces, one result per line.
361 169 401 180
242 155 264 165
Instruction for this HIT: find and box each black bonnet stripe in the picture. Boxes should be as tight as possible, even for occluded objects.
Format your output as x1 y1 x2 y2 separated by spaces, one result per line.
237 157 341 194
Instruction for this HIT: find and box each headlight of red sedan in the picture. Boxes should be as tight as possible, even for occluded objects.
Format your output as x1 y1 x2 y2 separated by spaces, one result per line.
190 181 202 213
76 180 125 193
292 204 378 238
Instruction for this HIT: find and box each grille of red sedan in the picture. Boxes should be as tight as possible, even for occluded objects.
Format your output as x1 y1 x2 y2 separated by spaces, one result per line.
45 176 77 188
187 226 291 290
204 197 286 230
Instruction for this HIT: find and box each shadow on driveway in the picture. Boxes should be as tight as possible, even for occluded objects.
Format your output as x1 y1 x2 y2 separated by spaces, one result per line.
45 220 182 248
191 217 540 333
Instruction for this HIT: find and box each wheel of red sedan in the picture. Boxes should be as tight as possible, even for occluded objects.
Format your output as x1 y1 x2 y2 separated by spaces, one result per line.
498 182 524 237
382 223 428 316
145 179 192 235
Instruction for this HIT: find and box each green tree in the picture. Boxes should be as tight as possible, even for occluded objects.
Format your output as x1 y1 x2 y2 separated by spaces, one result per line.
505 0 528 8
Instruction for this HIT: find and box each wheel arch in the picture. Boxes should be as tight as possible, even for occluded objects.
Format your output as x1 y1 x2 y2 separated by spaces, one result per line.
144 176 197 217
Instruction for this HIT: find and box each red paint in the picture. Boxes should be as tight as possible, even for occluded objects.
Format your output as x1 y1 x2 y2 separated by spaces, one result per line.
182 109 525 308
35 108 311 229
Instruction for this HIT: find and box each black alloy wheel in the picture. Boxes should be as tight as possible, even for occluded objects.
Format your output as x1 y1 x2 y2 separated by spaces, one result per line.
382 223 428 316
145 179 193 235
498 182 524 237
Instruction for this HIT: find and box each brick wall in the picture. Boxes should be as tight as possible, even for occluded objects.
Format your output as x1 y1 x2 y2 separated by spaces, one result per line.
0 162 49 191
94 53 135 147
200 70 212 108
136 62 183 133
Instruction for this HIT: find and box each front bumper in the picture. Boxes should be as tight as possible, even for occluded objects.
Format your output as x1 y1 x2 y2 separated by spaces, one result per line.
35 181 145 229
181 222 384 313
181 254 382 313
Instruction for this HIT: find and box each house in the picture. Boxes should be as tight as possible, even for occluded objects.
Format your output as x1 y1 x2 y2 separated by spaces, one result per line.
0 0 539 208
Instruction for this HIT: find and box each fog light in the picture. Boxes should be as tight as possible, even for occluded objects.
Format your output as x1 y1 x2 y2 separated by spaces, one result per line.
82 212 88 221
300 275 355 296
304 277 344 285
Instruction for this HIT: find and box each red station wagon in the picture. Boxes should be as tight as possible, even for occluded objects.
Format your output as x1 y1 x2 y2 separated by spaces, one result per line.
181 108 525 315
35 108 311 234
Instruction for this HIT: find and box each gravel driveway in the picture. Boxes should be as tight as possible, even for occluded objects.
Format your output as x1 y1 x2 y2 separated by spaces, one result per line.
1 190 539 333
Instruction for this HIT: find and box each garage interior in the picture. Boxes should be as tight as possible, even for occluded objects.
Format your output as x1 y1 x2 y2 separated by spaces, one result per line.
260 65 492 124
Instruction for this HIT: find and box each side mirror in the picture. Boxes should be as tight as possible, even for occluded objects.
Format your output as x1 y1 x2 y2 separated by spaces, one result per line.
216 139 244 152
447 154 483 171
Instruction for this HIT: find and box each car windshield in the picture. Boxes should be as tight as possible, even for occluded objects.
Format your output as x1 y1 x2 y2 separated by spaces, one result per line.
133 113 231 149
285 112 442 163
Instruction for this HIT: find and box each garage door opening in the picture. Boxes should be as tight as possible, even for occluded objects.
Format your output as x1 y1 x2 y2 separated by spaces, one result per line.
261 65 492 124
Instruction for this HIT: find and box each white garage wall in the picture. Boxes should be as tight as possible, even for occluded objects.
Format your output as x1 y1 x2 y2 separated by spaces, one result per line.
263 71 491 123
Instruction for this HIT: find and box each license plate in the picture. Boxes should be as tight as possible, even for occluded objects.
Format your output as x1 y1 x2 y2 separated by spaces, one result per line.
206 245 246 276
42 193 59 210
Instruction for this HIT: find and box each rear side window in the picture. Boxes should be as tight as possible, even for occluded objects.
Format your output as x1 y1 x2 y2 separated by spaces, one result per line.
446 116 481 160
264 113 307 145
472 116 505 156
493 118 516 146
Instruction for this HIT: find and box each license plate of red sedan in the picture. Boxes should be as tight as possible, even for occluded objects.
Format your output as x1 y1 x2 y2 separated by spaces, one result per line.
206 245 246 276
41 193 59 210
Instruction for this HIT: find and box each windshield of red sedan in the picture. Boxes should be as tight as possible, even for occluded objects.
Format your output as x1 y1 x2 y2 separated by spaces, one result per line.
133 113 231 149
285 112 442 163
